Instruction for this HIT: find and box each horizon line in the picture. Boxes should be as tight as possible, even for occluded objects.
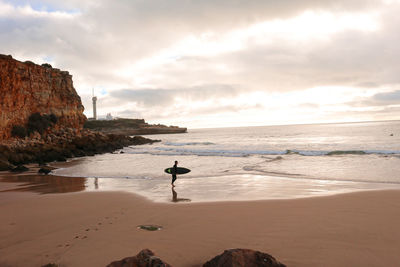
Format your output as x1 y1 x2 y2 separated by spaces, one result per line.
187 119 400 130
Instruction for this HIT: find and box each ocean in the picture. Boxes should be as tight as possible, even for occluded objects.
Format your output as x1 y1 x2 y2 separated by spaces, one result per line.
53 120 400 202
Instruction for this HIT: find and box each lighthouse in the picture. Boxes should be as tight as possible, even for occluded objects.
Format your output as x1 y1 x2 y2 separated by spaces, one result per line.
92 89 97 120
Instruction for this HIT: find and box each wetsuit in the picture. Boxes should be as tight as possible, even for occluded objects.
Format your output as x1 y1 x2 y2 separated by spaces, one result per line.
172 164 177 184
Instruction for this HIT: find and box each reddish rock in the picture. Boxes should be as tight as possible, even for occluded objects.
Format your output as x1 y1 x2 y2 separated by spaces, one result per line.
0 54 86 140
107 249 172 267
0 158 13 171
203 249 286 267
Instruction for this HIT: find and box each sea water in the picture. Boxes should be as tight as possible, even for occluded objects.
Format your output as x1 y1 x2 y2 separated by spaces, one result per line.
53 120 400 202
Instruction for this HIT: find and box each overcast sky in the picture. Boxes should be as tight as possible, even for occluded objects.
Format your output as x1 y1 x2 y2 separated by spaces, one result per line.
1 0 400 128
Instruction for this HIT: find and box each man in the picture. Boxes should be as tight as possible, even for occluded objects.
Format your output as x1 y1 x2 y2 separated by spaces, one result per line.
171 160 178 187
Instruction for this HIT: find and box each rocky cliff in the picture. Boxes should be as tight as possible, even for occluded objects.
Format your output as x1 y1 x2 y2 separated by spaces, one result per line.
0 55 161 170
0 54 86 140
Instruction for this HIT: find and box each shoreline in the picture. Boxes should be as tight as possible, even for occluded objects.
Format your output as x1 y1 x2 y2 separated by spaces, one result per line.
2 168 400 203
1 173 400 266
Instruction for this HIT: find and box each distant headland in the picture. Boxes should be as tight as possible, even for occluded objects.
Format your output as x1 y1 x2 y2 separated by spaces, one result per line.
84 118 187 135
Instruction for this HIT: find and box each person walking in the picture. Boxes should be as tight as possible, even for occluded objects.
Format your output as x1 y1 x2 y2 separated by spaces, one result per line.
171 160 178 187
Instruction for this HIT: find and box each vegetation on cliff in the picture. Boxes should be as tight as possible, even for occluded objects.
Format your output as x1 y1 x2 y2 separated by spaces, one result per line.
84 118 146 130
11 113 58 138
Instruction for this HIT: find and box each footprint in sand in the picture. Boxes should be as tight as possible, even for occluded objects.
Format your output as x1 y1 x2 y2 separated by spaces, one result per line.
63 211 125 249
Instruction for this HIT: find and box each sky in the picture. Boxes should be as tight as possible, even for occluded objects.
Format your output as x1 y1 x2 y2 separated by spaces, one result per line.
1 0 400 128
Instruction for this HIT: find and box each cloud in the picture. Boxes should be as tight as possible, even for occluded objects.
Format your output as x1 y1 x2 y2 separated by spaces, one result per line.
373 90 400 101
147 4 400 94
0 0 385 84
106 84 240 108
298 103 320 109
346 89 400 108
2 0 400 127
330 105 400 122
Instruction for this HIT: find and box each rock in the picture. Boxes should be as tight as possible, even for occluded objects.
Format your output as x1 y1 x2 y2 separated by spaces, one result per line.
107 249 172 267
138 225 162 231
41 63 52 68
11 165 29 172
203 249 286 267
8 152 29 165
38 167 52 175
0 123 158 166
0 159 14 171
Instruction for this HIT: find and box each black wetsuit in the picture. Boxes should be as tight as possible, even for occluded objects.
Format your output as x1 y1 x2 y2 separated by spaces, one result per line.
172 164 177 184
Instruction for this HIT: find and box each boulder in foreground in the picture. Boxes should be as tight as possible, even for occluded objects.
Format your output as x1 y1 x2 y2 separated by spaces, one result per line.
107 249 172 267
203 248 286 267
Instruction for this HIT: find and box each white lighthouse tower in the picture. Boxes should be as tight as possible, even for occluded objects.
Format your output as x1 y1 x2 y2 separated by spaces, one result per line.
92 88 97 120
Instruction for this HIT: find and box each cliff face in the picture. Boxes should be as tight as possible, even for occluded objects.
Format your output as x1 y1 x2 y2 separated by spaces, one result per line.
0 54 86 140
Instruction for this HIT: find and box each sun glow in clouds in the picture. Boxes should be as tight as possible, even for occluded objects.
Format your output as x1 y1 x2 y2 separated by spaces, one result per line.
104 7 389 128
115 10 380 87
246 11 380 42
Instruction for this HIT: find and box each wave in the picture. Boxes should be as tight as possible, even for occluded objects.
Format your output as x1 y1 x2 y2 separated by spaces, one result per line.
125 146 400 157
241 166 400 185
326 150 366 155
164 141 216 146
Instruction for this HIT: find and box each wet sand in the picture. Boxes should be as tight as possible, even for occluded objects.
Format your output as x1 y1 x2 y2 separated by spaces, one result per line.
1 175 400 267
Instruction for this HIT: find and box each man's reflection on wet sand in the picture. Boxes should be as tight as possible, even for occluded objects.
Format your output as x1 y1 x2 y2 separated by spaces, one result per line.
171 187 191 203
94 177 99 190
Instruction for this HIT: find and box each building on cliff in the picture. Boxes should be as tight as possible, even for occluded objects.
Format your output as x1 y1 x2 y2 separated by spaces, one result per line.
106 113 113 120
0 54 87 141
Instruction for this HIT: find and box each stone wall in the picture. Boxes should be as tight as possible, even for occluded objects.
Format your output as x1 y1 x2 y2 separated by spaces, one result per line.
0 54 86 140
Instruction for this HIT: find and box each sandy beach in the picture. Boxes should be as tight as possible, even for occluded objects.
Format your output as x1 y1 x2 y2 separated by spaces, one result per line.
1 175 400 267
2 0 400 265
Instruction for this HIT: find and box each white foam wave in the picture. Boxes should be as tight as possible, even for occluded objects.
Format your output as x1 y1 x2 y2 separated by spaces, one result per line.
124 146 400 158
164 141 216 146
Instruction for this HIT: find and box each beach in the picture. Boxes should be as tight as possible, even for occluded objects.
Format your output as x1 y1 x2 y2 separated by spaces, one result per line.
2 122 400 266
3 1 400 265
1 175 400 267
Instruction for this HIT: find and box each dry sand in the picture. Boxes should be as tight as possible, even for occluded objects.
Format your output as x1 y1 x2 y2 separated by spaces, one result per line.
1 179 400 267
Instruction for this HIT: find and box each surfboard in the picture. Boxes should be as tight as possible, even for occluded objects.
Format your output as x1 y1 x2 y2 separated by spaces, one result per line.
164 167 191 175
